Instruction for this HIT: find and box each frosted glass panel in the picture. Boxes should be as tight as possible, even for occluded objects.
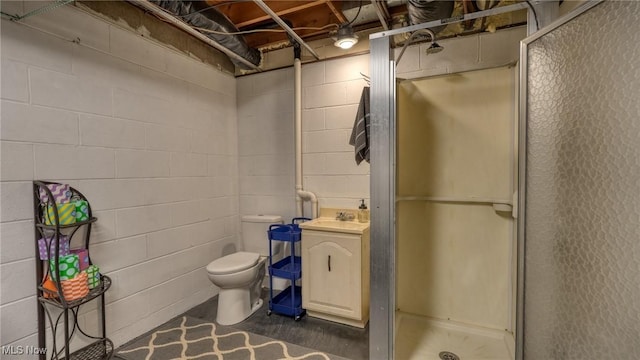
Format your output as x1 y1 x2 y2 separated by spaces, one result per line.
524 2 640 359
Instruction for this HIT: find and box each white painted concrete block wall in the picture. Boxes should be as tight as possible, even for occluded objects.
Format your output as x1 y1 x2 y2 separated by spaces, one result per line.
237 69 297 221
0 3 238 350
237 26 525 218
301 56 371 210
237 56 372 219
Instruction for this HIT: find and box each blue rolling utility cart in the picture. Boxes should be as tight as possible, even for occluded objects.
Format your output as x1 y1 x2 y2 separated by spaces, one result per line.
267 217 309 321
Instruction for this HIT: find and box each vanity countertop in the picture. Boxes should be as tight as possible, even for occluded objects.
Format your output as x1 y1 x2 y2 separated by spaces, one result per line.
299 209 370 235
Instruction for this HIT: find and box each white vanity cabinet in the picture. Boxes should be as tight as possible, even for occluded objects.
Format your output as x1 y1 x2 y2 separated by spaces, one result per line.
301 224 370 328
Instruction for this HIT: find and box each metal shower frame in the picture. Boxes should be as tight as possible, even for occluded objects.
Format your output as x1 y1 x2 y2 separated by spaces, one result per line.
367 2 548 359
516 1 603 359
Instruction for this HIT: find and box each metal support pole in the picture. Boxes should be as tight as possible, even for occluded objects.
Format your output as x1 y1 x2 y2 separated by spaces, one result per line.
369 35 395 360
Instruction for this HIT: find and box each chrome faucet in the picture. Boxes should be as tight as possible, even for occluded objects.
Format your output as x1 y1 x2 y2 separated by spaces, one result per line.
335 211 355 221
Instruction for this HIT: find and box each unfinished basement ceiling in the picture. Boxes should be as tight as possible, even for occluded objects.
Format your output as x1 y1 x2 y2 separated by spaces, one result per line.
208 0 408 51
206 0 526 51
81 0 527 74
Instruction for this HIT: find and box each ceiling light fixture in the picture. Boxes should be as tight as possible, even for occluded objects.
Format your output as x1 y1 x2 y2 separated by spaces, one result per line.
334 24 359 49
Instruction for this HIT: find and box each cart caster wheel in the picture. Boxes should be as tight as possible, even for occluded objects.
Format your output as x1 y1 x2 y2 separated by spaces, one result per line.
267 310 272 316
294 316 301 321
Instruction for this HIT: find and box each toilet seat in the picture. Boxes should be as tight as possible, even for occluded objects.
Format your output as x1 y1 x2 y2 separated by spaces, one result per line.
206 252 260 275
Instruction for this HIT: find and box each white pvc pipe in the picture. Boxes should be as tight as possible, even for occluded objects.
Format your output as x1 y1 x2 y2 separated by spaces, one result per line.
297 190 318 219
295 57 303 217
294 57 318 219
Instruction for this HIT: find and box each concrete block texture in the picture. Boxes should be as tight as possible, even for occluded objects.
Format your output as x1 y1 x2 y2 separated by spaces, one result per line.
35 144 115 179
0 220 34 264
1 20 73 73
324 55 370 84
237 53 373 220
0 259 35 304
0 297 38 345
1 101 79 145
1 59 29 102
0 7 237 350
115 149 170 178
80 114 146 149
1 142 34 181
30 67 113 116
22 1 111 52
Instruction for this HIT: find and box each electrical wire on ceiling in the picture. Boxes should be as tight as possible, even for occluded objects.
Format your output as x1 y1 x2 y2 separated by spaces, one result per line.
346 0 364 26
144 0 262 68
171 0 363 30
149 7 339 35
193 23 339 36
173 2 232 18
524 1 540 30
331 0 365 50
151 1 341 37
0 11 15 19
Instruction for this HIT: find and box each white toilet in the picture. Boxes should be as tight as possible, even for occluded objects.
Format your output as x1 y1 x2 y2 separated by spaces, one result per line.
206 215 283 325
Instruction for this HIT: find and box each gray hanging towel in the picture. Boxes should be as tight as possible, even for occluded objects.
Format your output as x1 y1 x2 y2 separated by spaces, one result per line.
349 86 370 165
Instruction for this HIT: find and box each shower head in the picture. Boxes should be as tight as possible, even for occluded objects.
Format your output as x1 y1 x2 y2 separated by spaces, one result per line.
396 28 443 65
426 42 444 55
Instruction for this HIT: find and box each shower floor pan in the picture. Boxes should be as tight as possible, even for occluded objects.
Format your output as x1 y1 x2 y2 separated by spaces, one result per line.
395 312 513 360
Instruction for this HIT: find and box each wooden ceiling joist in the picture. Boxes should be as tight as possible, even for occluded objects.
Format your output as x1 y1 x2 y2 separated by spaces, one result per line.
236 0 328 28
325 0 347 23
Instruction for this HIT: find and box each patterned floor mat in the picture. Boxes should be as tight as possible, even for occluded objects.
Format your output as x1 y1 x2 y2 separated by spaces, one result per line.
116 316 350 360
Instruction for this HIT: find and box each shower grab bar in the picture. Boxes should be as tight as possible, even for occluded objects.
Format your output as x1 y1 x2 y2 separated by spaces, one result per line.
396 196 512 206
397 195 515 214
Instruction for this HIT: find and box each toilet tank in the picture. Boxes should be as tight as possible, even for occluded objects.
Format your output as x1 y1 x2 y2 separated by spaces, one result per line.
241 215 283 256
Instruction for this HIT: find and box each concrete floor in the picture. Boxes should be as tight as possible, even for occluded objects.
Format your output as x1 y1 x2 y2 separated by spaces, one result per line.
183 290 369 360
115 290 369 360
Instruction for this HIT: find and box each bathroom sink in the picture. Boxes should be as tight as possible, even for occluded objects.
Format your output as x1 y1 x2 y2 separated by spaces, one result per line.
299 218 369 234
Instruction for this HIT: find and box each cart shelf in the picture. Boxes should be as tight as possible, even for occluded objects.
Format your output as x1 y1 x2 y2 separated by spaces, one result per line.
269 286 304 319
269 256 301 280
267 218 309 321
268 224 302 242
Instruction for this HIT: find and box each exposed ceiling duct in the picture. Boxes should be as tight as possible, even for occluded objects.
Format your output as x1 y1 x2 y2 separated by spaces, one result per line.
342 0 407 27
149 0 262 70
406 0 455 33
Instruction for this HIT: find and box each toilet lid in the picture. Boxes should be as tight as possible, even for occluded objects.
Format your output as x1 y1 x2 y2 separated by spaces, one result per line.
206 252 260 275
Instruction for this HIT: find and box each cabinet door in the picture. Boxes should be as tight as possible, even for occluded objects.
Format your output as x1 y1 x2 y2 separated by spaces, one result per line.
302 231 361 319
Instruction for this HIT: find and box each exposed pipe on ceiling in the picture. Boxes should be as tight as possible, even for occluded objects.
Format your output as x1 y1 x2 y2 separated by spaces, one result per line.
370 0 390 30
252 0 321 60
371 2 529 39
132 0 262 70
406 0 455 34
342 0 405 27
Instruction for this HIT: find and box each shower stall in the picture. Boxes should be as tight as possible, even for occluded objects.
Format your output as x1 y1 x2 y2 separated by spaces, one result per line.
370 1 640 359
395 65 518 360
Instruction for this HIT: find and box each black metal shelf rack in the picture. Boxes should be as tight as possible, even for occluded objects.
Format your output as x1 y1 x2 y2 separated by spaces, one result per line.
33 181 113 360
266 218 309 321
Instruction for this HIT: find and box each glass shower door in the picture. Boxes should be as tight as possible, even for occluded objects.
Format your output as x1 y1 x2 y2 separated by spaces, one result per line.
520 2 640 359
